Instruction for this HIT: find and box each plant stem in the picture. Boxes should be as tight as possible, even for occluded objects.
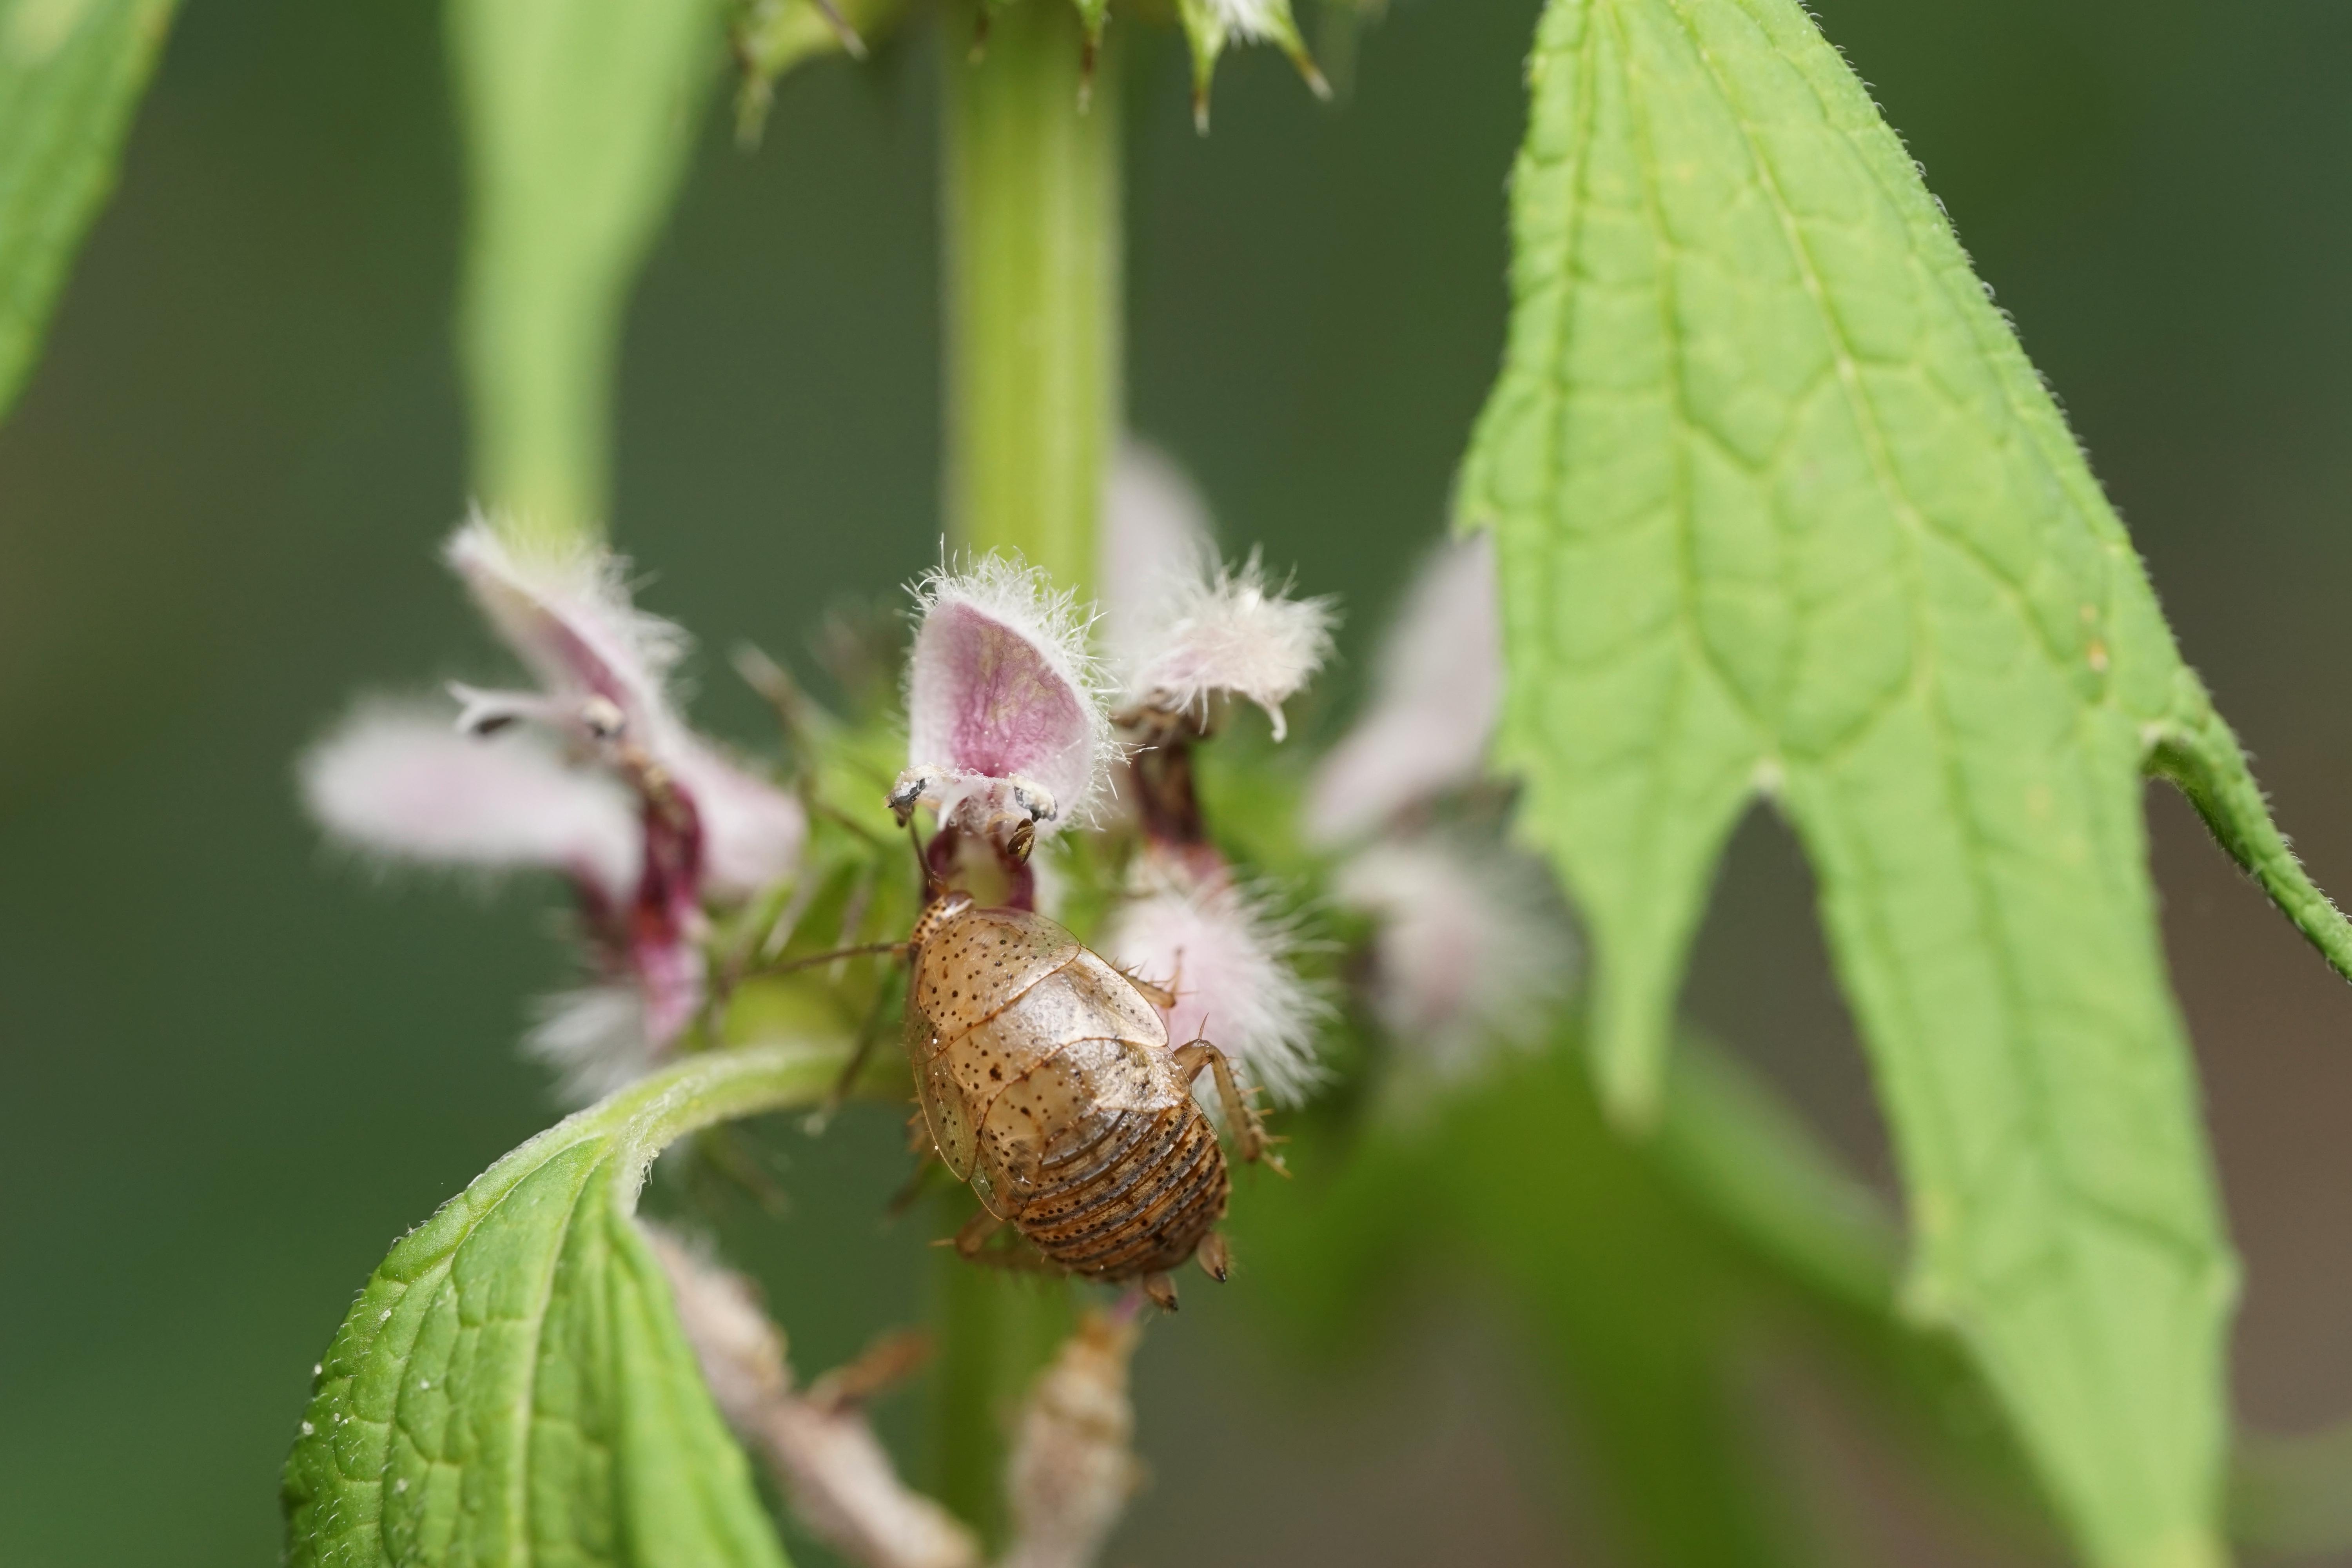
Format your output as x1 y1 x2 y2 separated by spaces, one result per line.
931 0 1118 1542
938 0 1120 586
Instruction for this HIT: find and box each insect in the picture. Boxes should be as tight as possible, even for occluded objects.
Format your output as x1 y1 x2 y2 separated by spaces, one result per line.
902 887 1276 1308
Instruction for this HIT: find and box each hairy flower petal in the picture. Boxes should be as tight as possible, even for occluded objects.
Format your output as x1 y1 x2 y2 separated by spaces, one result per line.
1334 833 1577 1085
300 705 640 901
445 514 688 746
1097 863 1328 1107
903 556 1111 833
670 741 806 899
1305 533 1504 844
1125 551 1334 741
1100 443 1216 679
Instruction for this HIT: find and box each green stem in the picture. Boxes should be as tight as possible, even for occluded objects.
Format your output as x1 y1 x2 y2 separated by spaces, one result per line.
939 0 1120 584
931 0 1118 1542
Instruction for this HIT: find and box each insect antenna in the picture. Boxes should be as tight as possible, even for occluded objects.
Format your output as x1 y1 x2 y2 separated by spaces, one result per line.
751 939 906 978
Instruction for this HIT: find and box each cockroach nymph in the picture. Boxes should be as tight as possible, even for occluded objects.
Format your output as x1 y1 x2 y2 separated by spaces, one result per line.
903 881 1277 1310
793 789 1280 1312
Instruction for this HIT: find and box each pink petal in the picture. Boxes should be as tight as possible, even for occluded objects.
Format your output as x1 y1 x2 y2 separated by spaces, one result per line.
1305 532 1503 844
904 557 1110 831
1096 862 1327 1107
445 515 688 747
669 741 806 899
300 705 640 901
1333 833 1575 1083
1124 551 1334 741
1100 442 1216 678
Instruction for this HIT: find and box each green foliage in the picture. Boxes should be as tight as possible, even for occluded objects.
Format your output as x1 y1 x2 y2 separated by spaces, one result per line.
0 0 176 423
447 0 723 539
279 1045 855 1568
1459 1 2352 1563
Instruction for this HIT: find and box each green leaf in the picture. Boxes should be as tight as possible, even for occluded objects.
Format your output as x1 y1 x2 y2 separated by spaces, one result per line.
0 0 177 423
447 0 723 540
280 1043 849 1568
1459 1 2352 1563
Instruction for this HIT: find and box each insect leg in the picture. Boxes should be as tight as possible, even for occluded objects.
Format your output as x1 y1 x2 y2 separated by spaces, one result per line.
948 1208 1004 1258
1196 1230 1232 1283
1118 950 1184 1012
1171 1040 1287 1175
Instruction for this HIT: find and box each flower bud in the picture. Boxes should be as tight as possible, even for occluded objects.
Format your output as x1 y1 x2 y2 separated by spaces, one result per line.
1176 0 1330 133
646 1226 981 1568
1000 1310 1145 1568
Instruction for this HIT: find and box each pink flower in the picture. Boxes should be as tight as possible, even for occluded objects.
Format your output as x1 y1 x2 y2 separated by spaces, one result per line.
1304 532 1503 844
895 555 1113 842
1095 856 1328 1107
1334 834 1575 1089
301 516 805 1099
1100 445 1335 742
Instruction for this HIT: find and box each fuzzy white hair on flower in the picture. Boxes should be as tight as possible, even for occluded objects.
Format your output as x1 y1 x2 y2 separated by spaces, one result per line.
526 985 669 1108
301 704 643 902
1335 834 1576 1089
898 554 1114 838
1306 532 1504 845
1098 864 1328 1108
1123 549 1335 742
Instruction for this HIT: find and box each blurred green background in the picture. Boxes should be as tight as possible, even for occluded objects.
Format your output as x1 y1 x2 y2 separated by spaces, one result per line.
5 0 2352 1563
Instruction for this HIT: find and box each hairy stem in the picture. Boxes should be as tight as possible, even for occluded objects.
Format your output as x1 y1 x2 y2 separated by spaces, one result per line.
931 1 1117 1541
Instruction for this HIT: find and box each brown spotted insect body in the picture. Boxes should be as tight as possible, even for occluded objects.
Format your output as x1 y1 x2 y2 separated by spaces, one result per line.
904 892 1268 1296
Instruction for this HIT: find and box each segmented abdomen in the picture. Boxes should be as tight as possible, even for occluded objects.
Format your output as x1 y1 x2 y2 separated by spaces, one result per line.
1008 1098 1230 1279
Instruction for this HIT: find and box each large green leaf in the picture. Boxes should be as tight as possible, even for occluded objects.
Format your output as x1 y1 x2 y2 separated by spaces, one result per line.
1458 1 2352 1564
0 0 176 423
447 0 722 537
280 1044 847 1568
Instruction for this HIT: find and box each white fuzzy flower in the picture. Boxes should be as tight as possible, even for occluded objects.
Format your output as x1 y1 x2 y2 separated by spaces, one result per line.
301 514 806 1102
1123 552 1334 742
1096 858 1328 1107
898 555 1114 839
1334 833 1576 1087
1100 444 1334 741
1100 443 1215 679
1305 532 1503 844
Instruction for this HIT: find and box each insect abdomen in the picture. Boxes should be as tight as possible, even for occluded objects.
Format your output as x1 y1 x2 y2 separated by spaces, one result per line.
1012 1100 1229 1278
